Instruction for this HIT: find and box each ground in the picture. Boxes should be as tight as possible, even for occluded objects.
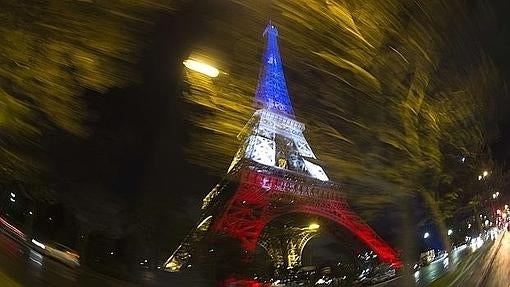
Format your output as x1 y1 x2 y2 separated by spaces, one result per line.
0 229 509 286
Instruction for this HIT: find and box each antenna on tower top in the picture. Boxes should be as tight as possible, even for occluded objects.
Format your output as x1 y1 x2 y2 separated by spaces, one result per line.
255 22 294 117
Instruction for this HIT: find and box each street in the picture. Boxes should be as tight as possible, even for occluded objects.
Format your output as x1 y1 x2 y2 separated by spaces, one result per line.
484 231 510 287
0 231 137 287
373 232 502 287
0 231 213 287
0 227 509 287
414 245 471 287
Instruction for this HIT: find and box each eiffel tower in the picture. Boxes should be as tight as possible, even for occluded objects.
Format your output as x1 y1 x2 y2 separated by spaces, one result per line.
164 23 401 273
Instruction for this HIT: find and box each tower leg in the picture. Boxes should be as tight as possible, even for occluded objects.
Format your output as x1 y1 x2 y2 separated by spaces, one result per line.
164 216 213 271
286 229 318 268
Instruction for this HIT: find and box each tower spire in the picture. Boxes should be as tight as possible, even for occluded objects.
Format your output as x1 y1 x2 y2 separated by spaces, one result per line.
255 23 295 117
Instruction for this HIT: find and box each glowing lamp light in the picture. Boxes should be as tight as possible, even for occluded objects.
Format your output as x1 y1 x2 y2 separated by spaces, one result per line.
423 232 430 239
183 59 219 77
166 260 179 271
483 170 489 177
308 223 320 230
478 175 482 181
31 239 46 250
447 229 453 236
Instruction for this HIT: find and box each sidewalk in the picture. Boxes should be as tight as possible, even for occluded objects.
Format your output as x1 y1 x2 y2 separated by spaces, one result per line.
483 230 510 286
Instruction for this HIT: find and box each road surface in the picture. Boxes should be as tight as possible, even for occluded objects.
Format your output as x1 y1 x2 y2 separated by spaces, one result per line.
414 244 471 287
0 227 506 287
484 231 510 287
0 231 139 287
376 233 500 287
0 231 213 287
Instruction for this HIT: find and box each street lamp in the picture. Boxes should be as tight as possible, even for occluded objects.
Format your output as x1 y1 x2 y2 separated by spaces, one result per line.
308 223 320 230
183 59 219 77
9 192 15 202
423 232 430 239
478 170 490 180
447 229 453 236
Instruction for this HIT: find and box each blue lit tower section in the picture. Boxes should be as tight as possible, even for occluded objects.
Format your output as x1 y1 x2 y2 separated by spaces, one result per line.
255 24 295 117
227 23 329 181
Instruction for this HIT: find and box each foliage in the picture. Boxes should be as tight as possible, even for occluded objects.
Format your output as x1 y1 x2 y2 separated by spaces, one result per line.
0 0 180 181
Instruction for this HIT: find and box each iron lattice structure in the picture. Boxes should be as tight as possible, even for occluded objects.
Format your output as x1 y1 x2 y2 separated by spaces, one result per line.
259 224 319 270
164 23 401 272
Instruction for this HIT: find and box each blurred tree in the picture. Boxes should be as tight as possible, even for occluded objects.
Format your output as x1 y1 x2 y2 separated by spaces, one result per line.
0 0 181 185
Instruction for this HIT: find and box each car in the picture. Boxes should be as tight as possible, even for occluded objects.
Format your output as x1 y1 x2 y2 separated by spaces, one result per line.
47 242 80 267
32 239 80 268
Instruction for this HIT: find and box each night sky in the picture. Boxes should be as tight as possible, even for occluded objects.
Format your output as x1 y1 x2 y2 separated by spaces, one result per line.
43 0 510 260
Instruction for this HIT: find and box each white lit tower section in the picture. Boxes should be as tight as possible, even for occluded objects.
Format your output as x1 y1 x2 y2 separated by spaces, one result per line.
228 23 328 181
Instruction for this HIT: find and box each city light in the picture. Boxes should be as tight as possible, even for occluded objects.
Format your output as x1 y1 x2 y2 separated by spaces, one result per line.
10 192 15 198
183 59 219 77
31 239 46 250
448 229 453 236
308 223 320 230
424 232 430 239
479 170 489 180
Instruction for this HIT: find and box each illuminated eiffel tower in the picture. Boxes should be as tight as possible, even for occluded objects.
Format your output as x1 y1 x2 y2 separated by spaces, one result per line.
164 23 401 272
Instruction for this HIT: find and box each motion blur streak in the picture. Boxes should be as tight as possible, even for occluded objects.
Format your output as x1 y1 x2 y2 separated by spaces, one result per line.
183 59 220 77
0 1 177 179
